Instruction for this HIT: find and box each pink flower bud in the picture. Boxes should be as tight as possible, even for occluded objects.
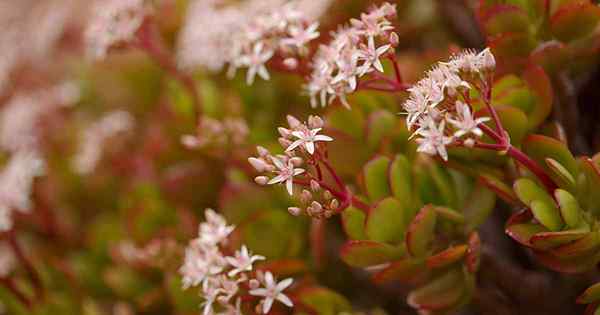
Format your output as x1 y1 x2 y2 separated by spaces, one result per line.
330 199 339 209
308 115 324 129
279 137 292 148
286 115 301 128
389 32 399 47
300 189 312 203
249 279 260 289
311 201 323 213
323 190 332 200
310 180 321 192
254 176 269 185
463 138 475 148
256 146 269 157
283 58 298 69
248 157 268 172
278 127 292 138
288 207 302 216
181 135 200 148
290 157 303 167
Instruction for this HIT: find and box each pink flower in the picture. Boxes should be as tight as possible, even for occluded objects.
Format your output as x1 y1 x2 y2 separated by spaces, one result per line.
267 158 305 195
226 245 265 277
286 127 333 155
249 271 294 314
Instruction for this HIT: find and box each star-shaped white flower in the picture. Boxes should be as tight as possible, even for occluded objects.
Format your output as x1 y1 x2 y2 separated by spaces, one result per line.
226 245 265 277
447 101 490 138
357 36 390 75
267 158 304 195
415 118 453 161
281 23 320 49
199 209 235 246
286 127 333 155
239 42 274 85
249 271 294 314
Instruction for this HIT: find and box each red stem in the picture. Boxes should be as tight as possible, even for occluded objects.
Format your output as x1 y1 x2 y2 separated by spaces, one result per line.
7 232 44 300
388 54 403 85
1 277 31 308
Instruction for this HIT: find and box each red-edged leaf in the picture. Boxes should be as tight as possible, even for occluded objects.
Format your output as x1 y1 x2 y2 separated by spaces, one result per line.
530 229 588 250
506 223 547 247
372 258 428 284
578 282 600 304
550 232 599 259
522 65 553 129
506 208 534 227
407 269 465 311
530 40 569 73
257 259 308 277
550 2 600 42
426 245 468 269
465 232 481 273
406 205 437 257
479 174 521 205
481 4 531 36
534 249 600 274
340 240 404 268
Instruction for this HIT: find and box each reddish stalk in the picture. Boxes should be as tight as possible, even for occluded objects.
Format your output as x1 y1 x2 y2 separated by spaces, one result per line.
387 54 403 85
0 277 31 308
7 232 44 300
135 20 202 127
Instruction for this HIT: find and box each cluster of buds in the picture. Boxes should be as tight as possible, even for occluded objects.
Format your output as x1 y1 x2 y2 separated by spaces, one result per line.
73 110 135 175
177 0 322 85
402 48 496 161
0 150 45 232
180 209 294 315
306 2 397 108
249 115 333 196
181 117 249 150
288 179 340 219
85 0 150 60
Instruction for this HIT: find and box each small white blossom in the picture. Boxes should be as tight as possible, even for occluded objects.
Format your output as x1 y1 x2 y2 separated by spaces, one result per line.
357 36 390 75
226 245 265 277
286 128 333 154
446 101 490 138
249 271 294 314
240 43 274 85
415 119 453 161
268 157 305 195
200 209 235 246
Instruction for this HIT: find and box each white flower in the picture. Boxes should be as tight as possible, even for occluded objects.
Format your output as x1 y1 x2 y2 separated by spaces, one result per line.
249 271 294 314
180 241 228 289
415 118 453 161
239 42 274 85
446 101 490 138
201 276 223 315
286 128 333 154
281 22 320 50
226 245 265 277
357 32 391 75
199 209 235 246
267 158 305 195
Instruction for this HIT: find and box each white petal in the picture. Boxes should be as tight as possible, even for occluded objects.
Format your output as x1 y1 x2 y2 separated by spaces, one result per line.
268 175 286 185
314 135 333 142
276 293 294 307
276 278 294 291
249 288 268 297
305 141 315 154
286 178 294 195
262 297 274 314
286 140 304 152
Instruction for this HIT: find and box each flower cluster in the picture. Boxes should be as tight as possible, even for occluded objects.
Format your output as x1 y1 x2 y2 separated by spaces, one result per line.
0 82 79 153
73 110 135 175
0 150 45 232
288 179 340 219
181 117 249 150
85 0 149 60
180 209 294 315
177 0 325 85
249 115 333 196
306 2 397 108
402 48 496 161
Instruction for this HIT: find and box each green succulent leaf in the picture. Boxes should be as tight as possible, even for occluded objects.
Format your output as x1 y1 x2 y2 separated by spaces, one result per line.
297 286 352 315
341 206 367 240
372 258 428 284
366 110 396 149
530 199 564 231
389 154 412 210
555 189 582 228
406 205 437 257
340 240 405 268
463 185 496 232
578 282 600 304
366 197 406 243
550 2 600 42
482 4 531 36
513 178 556 207
530 229 589 250
363 156 392 202
426 245 468 269
523 134 578 183
406 268 465 312
506 223 547 247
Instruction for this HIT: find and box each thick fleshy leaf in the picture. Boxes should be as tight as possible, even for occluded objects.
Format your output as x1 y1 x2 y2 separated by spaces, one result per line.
530 199 564 231
506 223 547 247
389 154 412 209
482 4 531 36
432 206 465 224
523 134 578 182
406 205 437 257
530 40 569 74
550 232 600 259
372 258 428 284
256 259 308 277
366 110 396 149
555 189 582 228
550 3 600 42
480 105 528 146
506 208 534 226
546 158 576 191
341 206 367 240
578 282 600 304
489 31 537 60
465 232 481 273
363 156 391 202
297 286 352 315
340 240 405 268
463 185 496 232
579 158 600 214
326 106 365 139
530 229 588 250
479 174 520 205
366 197 406 243
513 177 556 207
407 268 465 311
522 65 553 129
534 249 600 274
426 245 468 269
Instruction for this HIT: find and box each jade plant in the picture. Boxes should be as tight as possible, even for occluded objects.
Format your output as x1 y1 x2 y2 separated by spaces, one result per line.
2 0 600 315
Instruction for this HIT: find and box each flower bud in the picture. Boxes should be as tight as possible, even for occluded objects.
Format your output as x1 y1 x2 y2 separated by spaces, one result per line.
279 137 292 148
180 135 200 149
324 210 334 218
288 207 302 216
323 190 332 200
248 157 268 172
283 58 298 69
463 138 475 148
300 190 312 203
308 115 324 129
310 180 321 192
479 48 496 70
254 176 269 185
256 146 269 157
389 32 399 47
311 201 323 213
286 115 301 128
330 199 339 209
278 127 292 138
